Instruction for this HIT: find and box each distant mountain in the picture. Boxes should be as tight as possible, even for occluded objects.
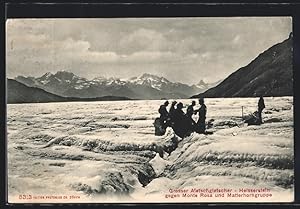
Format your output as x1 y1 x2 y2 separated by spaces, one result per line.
192 79 223 93
7 79 131 104
15 71 215 100
128 73 203 98
192 34 293 98
15 71 89 97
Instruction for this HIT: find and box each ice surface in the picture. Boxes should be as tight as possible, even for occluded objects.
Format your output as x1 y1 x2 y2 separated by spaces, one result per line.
7 97 293 203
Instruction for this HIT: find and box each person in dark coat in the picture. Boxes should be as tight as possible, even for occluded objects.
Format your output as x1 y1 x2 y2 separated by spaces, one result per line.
195 98 207 134
258 96 265 124
172 102 191 138
186 100 196 127
158 101 169 128
169 101 177 127
173 102 185 123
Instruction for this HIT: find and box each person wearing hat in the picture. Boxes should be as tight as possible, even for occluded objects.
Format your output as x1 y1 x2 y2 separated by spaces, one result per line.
158 100 170 129
195 98 207 134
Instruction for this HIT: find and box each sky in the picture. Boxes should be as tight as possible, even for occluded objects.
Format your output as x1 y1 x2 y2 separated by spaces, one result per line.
6 17 292 84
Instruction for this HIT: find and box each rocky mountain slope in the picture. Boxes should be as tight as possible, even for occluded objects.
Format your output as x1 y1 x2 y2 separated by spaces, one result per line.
192 34 293 98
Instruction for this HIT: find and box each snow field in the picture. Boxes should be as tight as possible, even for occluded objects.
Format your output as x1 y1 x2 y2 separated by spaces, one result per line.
7 97 293 202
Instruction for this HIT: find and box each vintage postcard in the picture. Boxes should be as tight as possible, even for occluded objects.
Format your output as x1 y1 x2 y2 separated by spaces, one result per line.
6 17 293 203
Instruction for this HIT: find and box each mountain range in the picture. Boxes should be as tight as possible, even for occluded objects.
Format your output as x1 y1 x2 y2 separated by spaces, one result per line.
7 79 131 104
192 33 293 98
15 72 219 100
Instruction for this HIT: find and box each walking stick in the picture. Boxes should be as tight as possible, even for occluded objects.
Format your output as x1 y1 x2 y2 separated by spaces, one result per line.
242 106 244 120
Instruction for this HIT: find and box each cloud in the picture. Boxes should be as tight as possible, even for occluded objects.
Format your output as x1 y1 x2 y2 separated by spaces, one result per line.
6 17 292 84
119 28 168 53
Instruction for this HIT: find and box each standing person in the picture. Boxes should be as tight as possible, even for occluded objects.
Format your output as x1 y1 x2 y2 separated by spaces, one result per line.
195 98 207 134
169 101 177 126
258 96 265 124
186 100 196 128
158 101 169 129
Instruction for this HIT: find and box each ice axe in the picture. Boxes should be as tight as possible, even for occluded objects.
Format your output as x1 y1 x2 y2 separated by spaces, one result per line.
242 106 244 120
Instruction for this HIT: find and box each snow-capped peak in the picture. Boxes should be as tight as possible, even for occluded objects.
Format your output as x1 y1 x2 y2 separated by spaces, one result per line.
128 73 170 90
54 71 76 80
91 76 126 86
92 76 108 82
36 71 88 86
39 72 54 80
196 79 208 89
139 73 169 83
130 73 169 83
197 79 206 86
195 79 223 90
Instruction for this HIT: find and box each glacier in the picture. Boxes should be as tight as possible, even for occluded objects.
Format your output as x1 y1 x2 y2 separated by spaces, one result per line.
7 97 293 203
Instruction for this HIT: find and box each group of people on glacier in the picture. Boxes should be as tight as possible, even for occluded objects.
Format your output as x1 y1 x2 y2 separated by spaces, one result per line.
155 98 207 138
155 96 265 138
